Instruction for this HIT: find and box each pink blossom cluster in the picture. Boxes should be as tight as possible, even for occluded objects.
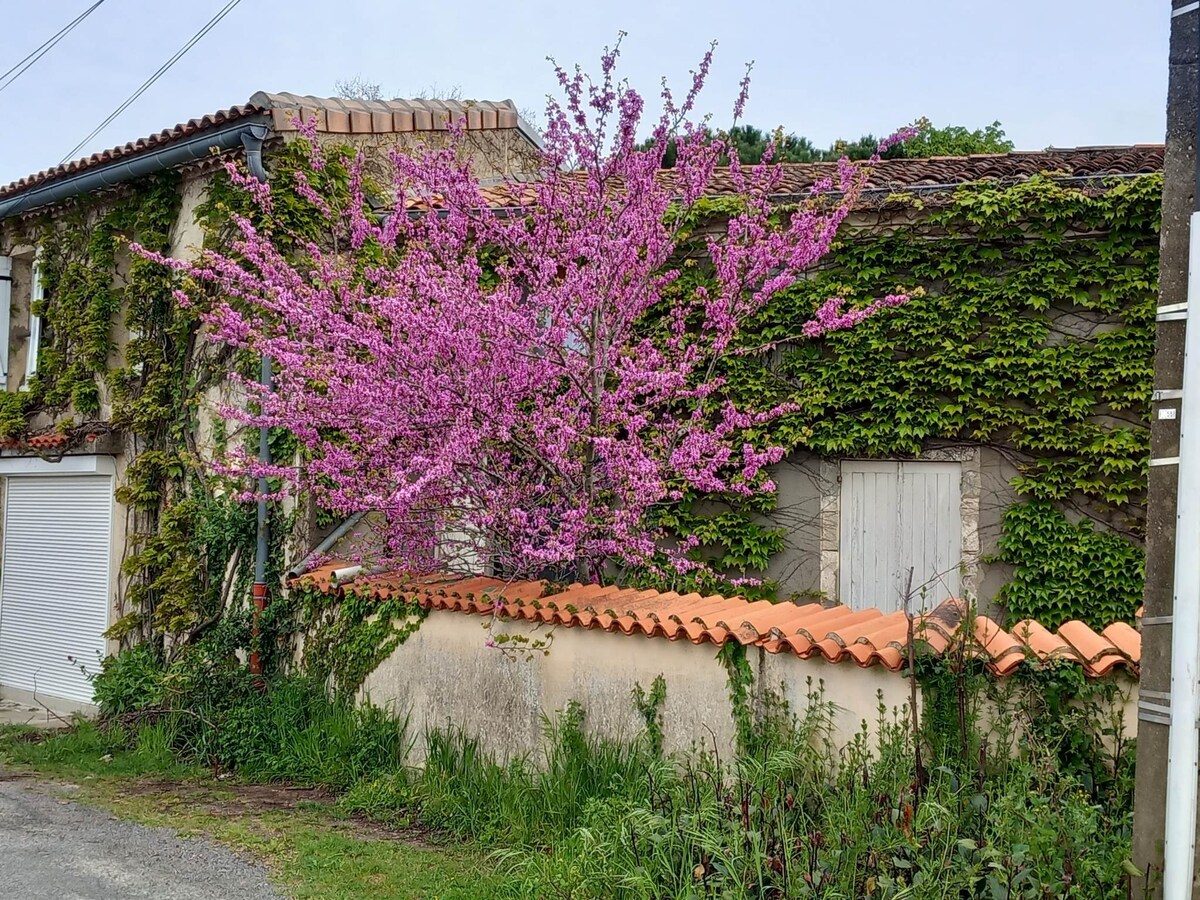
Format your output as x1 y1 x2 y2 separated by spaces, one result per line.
801 294 909 338
144 39 913 584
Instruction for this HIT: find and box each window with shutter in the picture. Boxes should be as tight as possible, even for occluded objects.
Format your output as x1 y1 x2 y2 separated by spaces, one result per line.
25 258 43 384
0 255 11 387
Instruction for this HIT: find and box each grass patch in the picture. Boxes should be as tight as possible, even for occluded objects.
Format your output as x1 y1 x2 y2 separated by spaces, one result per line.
0 720 198 779
101 798 500 900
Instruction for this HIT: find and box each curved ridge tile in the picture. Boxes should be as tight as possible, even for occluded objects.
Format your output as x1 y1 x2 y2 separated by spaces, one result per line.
1101 621 1142 662
1010 620 1075 663
290 567 1141 679
970 616 1026 674
1057 620 1124 668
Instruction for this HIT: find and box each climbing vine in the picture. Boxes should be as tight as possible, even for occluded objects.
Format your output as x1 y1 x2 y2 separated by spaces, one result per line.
32 175 262 646
112 139 361 651
296 583 428 696
915 643 1135 803
719 642 758 756
996 500 1145 629
0 177 183 436
195 138 356 249
631 674 667 756
661 174 1160 627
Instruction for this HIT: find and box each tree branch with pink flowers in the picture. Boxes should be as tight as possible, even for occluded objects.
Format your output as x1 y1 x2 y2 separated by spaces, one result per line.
144 37 915 586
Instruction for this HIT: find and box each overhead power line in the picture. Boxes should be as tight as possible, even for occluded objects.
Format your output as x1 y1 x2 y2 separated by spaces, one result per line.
0 0 108 96
59 0 245 165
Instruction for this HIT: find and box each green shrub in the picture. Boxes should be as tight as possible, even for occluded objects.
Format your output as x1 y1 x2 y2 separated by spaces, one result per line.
413 702 670 848
91 636 413 790
91 644 166 716
170 674 410 789
486 707 1134 899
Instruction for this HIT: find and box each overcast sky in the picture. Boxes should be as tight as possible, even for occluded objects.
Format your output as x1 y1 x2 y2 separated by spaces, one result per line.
0 0 1169 187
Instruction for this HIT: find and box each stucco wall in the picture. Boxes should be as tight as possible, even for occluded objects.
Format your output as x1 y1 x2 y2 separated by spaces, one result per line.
763 457 825 599
359 612 738 761
760 648 917 744
974 672 1139 753
350 606 1136 766
356 607 924 763
978 448 1023 604
171 171 209 260
2 248 35 393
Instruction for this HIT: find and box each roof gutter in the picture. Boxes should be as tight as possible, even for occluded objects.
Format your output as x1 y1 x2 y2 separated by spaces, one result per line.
0 115 271 220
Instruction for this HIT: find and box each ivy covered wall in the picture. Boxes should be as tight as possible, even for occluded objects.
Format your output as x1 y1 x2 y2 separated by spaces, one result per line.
666 174 1161 629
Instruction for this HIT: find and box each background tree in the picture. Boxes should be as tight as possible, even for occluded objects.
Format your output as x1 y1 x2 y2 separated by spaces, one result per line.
900 118 1013 157
652 117 1013 167
334 77 465 103
152 43 912 584
333 75 384 102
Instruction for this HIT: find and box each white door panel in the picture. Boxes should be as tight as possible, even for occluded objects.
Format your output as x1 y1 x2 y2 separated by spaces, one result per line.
840 461 961 612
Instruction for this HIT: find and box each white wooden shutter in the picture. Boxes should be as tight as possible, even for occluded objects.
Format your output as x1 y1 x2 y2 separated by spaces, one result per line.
0 475 113 703
839 460 961 612
0 256 11 386
25 259 42 382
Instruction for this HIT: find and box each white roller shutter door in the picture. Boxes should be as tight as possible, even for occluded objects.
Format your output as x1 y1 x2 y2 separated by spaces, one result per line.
0 474 113 704
840 460 961 613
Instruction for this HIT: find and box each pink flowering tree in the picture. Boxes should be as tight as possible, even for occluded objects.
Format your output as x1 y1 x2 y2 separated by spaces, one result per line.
148 39 912 585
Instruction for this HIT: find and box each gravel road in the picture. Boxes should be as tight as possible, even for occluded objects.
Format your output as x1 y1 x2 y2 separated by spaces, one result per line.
0 776 282 899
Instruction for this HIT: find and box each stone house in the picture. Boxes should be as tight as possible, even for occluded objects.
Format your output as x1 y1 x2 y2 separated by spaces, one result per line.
0 104 1162 709
0 92 542 708
290 145 1162 764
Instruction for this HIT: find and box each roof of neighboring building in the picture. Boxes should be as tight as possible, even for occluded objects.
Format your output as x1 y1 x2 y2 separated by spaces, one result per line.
0 92 540 202
754 145 1163 197
0 433 70 451
297 563 1141 678
470 145 1164 209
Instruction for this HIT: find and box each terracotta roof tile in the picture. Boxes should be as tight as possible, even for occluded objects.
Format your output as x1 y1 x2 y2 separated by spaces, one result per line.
1057 619 1120 665
703 146 1162 199
449 146 1164 213
1102 621 1142 660
295 564 1139 679
1 93 536 203
0 431 72 451
255 95 533 138
1010 620 1071 663
0 103 264 201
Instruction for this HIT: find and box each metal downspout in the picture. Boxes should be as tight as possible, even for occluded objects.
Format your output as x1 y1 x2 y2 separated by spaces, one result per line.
246 126 270 679
286 511 367 579
242 129 268 184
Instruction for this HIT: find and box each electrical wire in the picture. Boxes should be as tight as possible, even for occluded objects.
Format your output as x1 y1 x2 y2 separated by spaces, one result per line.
58 0 245 165
0 0 108 96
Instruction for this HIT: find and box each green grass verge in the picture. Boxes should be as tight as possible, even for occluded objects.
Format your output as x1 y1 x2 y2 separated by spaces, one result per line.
0 723 504 900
